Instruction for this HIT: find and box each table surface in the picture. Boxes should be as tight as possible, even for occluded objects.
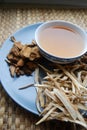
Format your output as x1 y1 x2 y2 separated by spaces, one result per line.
0 8 87 130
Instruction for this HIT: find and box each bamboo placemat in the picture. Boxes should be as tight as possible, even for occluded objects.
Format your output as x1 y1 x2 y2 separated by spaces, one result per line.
0 8 87 130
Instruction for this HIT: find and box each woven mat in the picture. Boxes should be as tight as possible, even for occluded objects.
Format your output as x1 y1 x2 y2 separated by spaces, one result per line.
0 8 87 130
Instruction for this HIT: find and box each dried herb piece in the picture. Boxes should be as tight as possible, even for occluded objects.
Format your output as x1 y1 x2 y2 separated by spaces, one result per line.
6 36 41 77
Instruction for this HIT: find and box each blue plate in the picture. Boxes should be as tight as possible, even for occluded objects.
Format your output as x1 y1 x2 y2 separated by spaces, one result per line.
0 23 42 115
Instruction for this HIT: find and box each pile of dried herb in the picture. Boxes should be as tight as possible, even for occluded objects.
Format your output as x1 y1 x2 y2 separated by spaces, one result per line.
6 36 41 77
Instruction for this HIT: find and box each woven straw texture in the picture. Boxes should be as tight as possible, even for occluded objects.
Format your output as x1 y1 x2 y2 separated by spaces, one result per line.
0 8 87 130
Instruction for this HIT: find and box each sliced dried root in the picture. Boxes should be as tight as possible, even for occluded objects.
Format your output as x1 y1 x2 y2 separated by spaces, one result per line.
35 58 87 128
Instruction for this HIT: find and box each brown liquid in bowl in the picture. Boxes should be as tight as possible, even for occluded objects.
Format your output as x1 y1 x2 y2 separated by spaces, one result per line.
38 26 84 58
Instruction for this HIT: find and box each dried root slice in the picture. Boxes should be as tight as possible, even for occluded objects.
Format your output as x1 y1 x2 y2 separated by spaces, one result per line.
9 65 16 77
34 68 40 92
36 92 42 113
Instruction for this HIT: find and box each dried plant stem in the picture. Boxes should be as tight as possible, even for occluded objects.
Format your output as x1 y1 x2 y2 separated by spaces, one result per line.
18 83 34 90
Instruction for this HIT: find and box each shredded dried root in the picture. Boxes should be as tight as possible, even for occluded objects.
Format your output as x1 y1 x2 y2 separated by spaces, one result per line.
35 54 87 128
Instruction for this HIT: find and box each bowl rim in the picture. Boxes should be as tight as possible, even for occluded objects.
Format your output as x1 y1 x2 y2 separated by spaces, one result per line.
35 20 87 60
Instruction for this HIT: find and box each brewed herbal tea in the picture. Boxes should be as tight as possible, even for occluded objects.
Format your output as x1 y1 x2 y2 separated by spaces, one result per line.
38 26 84 58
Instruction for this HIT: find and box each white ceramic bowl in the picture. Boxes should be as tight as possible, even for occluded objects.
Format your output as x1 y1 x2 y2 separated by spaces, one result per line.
35 20 87 64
